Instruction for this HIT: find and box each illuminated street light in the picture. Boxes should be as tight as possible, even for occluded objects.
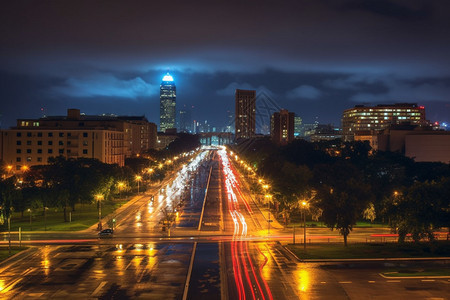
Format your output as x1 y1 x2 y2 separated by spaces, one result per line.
301 201 308 250
27 208 32 231
44 206 49 231
95 194 104 231
135 175 142 194
118 181 125 198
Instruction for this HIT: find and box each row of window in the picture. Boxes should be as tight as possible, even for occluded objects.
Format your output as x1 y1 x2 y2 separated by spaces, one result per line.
16 148 89 154
16 132 90 138
16 149 89 161
16 140 89 146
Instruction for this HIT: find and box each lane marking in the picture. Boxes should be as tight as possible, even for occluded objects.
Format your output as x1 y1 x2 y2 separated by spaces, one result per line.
21 267 33 276
339 281 352 284
182 242 197 300
387 280 401 283
320 281 326 284
421 279 435 282
91 281 107 297
368 281 375 283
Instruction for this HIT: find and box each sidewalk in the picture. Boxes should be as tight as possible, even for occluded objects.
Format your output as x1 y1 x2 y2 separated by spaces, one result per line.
232 163 284 232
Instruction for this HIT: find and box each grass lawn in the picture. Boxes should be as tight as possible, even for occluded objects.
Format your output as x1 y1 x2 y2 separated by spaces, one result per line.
285 221 387 228
382 269 450 277
0 199 129 232
0 246 28 262
287 241 450 260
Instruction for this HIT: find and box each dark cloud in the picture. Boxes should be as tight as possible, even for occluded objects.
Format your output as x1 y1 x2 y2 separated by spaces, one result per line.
340 0 432 20
0 0 449 128
286 85 323 100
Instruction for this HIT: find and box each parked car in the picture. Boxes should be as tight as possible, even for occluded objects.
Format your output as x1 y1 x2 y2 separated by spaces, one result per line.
98 228 114 238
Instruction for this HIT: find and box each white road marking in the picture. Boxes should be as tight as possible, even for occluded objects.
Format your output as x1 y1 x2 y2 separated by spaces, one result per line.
387 280 401 283
421 279 435 282
339 281 352 284
21 267 33 276
320 281 326 284
91 281 107 297
368 281 375 283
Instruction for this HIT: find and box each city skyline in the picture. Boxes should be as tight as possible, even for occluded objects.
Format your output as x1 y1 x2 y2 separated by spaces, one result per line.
1 1 450 129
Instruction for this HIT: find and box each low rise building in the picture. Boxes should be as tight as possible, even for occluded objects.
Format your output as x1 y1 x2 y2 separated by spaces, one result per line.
0 109 157 170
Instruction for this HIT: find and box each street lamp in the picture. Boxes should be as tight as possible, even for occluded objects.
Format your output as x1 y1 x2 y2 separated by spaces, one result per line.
44 206 48 231
27 208 32 231
118 181 125 198
301 201 308 250
135 175 142 194
95 194 104 231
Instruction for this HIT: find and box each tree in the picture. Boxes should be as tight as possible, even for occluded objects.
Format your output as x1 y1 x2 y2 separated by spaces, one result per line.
160 206 177 237
314 162 373 246
387 179 450 243
0 177 21 226
363 203 376 223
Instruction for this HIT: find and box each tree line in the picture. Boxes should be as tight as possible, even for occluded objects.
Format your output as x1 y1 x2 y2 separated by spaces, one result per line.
231 137 450 245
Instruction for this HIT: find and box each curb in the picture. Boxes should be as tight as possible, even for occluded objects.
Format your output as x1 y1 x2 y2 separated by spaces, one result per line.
282 245 450 263
379 272 450 279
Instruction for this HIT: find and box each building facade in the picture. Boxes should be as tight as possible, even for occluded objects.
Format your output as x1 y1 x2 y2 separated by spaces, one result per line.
0 109 157 170
342 103 427 141
160 73 176 132
1 128 125 170
235 89 256 139
178 107 191 133
271 109 295 146
294 115 303 137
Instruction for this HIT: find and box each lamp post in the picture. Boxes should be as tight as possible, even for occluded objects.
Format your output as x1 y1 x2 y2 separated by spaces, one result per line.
96 194 104 231
8 215 11 254
136 175 142 194
28 208 32 231
118 181 125 198
301 201 308 250
44 207 48 231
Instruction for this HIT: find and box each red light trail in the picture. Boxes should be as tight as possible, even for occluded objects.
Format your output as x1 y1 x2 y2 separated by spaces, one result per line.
219 149 273 300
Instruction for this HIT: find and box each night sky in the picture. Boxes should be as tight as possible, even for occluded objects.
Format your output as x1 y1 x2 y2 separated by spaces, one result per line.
1 0 450 131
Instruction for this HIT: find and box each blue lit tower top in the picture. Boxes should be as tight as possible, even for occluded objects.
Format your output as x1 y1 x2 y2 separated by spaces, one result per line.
160 73 176 132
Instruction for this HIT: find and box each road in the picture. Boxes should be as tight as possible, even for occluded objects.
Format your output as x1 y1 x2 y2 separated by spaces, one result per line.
1 148 449 299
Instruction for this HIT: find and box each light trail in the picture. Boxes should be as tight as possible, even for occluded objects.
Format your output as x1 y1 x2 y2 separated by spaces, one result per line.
218 148 273 300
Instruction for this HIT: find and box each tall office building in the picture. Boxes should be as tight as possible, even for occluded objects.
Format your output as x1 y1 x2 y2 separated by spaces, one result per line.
178 106 192 133
294 115 303 137
235 89 256 139
342 103 427 141
160 73 176 132
271 109 295 146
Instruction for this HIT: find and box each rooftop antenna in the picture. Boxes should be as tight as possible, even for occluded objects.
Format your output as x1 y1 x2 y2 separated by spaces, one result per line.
41 107 47 117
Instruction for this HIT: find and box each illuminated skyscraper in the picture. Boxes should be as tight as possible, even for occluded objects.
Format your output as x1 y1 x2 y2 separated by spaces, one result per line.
294 115 303 137
235 89 256 139
160 73 176 132
271 109 295 145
